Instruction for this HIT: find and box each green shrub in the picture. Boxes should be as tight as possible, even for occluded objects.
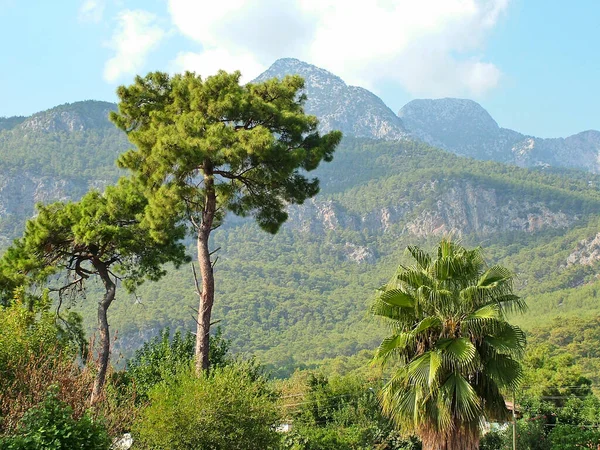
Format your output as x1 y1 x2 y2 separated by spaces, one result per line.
281 372 421 450
480 430 504 450
126 327 230 401
549 424 600 450
132 361 281 449
0 387 109 450
0 294 92 435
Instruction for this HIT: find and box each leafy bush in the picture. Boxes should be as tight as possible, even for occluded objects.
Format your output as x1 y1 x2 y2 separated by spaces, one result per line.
126 327 230 401
0 294 93 435
281 372 421 450
549 424 600 450
132 361 281 449
479 430 504 450
0 387 110 450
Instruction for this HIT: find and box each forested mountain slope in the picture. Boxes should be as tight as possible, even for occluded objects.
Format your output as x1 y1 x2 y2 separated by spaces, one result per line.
2 96 600 376
101 136 600 374
0 101 126 246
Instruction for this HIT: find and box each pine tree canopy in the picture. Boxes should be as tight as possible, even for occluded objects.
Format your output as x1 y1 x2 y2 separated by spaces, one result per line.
111 70 342 235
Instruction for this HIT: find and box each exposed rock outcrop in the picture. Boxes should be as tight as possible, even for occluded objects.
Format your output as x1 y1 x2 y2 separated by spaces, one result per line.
567 233 600 266
287 181 574 239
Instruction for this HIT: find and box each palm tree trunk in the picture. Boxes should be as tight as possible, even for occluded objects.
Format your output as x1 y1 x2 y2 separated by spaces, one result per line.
91 260 116 405
195 166 216 375
421 426 480 450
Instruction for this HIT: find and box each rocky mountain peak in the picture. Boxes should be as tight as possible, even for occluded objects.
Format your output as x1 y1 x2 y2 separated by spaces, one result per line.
399 97 600 172
254 59 407 140
399 98 499 135
566 130 600 145
19 100 116 133
259 58 347 89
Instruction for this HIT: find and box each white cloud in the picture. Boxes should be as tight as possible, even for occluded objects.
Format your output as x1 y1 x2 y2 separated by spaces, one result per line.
103 10 165 83
167 0 509 98
78 0 105 23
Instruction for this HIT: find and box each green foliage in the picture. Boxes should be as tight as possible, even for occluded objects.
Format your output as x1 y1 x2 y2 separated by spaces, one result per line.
126 327 231 400
0 387 110 450
112 70 342 235
373 240 526 448
549 425 600 450
522 349 592 405
0 291 75 386
75 134 600 373
281 371 420 450
482 375 600 450
521 316 600 387
132 362 281 450
111 69 341 371
6 123 600 378
1 177 188 292
479 430 504 450
512 420 549 450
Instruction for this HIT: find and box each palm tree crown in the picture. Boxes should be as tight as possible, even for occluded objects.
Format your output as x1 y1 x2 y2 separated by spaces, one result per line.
372 239 526 450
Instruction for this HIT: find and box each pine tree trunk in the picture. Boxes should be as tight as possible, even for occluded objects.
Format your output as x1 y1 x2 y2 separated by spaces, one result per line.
91 260 116 405
195 166 216 375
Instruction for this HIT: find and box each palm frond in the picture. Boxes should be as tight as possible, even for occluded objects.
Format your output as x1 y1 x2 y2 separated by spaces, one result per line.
482 352 523 390
428 350 443 388
397 269 434 291
372 239 525 444
496 294 528 315
437 337 477 370
412 316 442 335
374 332 414 363
484 324 526 357
378 289 415 308
406 245 431 270
478 265 514 287
441 373 481 422
465 303 501 322
407 352 434 387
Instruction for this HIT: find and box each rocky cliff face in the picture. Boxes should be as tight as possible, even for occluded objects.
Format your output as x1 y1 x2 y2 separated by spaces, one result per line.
18 101 116 133
286 179 575 241
567 233 600 266
513 130 600 172
399 98 600 172
254 58 408 140
0 172 86 247
403 181 573 237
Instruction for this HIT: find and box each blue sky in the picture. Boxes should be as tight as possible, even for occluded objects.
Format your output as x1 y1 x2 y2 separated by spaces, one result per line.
0 0 598 138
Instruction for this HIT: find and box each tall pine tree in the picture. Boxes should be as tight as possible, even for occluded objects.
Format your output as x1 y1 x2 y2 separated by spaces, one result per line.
111 70 341 373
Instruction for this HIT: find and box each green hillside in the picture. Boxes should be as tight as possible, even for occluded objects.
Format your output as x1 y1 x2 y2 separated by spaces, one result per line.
61 139 600 373
2 107 600 377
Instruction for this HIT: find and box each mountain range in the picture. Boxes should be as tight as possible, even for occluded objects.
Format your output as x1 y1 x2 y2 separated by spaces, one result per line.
259 58 600 173
3 58 598 173
1 58 600 375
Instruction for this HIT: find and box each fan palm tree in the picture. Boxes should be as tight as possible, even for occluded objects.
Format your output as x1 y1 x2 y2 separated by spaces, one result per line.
372 239 526 450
